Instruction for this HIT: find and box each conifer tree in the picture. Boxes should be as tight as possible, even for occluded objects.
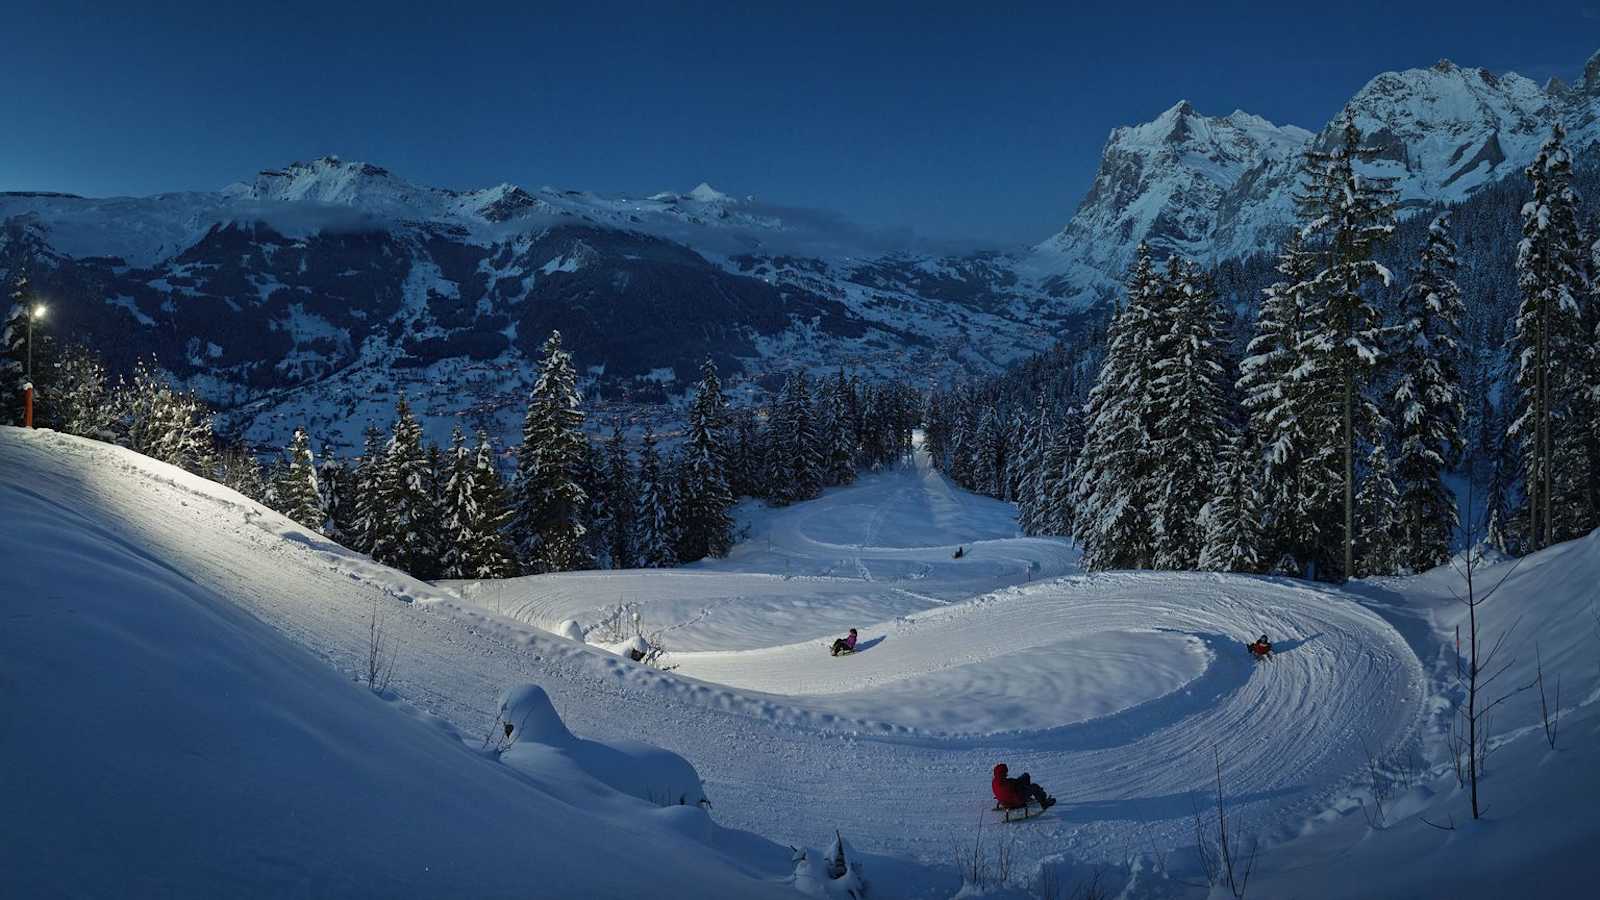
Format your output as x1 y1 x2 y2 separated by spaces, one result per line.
369 394 434 575
439 426 478 579
438 427 516 579
512 331 591 573
317 445 350 543
1240 231 1337 573
825 369 857 486
1 273 44 426
48 343 114 438
470 431 519 578
217 445 269 504
1198 430 1264 573
972 405 1007 499
603 420 636 568
1040 408 1084 537
633 424 676 567
349 426 386 555
1390 213 1464 571
771 370 823 504
1355 442 1401 576
119 358 215 475
1072 244 1161 570
678 359 736 561
1150 259 1229 570
1293 115 1397 579
1511 123 1589 549
1014 399 1051 535
274 427 326 534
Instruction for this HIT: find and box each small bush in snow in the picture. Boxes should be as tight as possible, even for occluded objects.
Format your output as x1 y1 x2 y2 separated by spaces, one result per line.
365 597 397 694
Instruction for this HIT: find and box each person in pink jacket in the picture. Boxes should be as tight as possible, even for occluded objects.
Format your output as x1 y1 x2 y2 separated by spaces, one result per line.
830 628 858 656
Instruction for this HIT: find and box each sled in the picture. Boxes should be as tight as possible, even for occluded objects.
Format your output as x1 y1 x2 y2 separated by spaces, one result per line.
992 800 1049 823
829 647 855 657
1248 646 1274 662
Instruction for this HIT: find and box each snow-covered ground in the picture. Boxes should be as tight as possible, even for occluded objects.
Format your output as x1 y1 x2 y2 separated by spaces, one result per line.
3 426 1596 897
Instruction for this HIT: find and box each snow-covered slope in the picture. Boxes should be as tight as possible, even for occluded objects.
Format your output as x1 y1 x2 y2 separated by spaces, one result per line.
3 426 1596 896
0 427 796 897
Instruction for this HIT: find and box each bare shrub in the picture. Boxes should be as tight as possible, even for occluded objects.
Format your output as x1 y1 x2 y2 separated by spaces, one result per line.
1191 748 1257 898
1445 490 1536 820
1358 736 1390 829
1535 643 1561 750
365 597 397 694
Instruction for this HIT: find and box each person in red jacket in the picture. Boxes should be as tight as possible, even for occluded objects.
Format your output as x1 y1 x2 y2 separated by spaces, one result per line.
1248 634 1273 660
991 763 1056 811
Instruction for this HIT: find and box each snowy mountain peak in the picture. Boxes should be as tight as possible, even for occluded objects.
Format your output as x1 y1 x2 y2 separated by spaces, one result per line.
1032 47 1600 309
1034 100 1312 279
688 182 733 203
1584 49 1600 95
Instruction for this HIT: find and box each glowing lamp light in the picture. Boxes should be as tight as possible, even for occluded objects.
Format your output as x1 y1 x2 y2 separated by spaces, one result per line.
32 304 46 319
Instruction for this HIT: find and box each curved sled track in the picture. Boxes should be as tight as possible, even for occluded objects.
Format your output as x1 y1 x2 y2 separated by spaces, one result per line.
3 430 1429 877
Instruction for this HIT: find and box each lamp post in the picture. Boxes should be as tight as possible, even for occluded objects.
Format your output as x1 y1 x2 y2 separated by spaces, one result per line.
24 303 45 428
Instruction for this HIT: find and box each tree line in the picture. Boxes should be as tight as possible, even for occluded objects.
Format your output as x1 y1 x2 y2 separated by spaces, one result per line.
931 119 1600 581
2 311 918 580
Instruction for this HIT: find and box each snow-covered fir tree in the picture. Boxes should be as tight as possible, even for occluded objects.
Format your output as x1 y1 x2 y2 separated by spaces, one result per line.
317 445 350 543
1149 258 1229 570
273 427 326 535
633 424 676 568
48 343 114 439
1389 213 1464 572
369 394 435 575
677 359 736 562
770 369 823 504
348 426 386 554
1355 442 1401 576
1292 115 1397 579
824 369 857 487
1014 399 1051 536
119 358 215 475
1239 230 1339 575
972 405 1008 499
602 420 636 569
512 331 591 573
1198 429 1264 573
1039 408 1084 537
1511 123 1591 550
2 274 39 426
439 427 518 579
217 445 269 505
1072 244 1162 570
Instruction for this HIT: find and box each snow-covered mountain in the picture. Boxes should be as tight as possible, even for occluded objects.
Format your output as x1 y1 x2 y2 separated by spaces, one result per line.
0 156 1067 448
3 50 1596 450
1031 50 1600 306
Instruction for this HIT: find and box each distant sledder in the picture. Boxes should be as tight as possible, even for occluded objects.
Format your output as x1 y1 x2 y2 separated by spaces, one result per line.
830 629 858 656
991 762 1056 821
952 546 966 559
1247 634 1273 661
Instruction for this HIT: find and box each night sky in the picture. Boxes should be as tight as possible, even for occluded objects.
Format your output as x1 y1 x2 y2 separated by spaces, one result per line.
1 0 1595 246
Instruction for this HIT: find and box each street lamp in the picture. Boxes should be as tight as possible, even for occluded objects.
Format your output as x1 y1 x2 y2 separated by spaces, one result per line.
23 302 45 428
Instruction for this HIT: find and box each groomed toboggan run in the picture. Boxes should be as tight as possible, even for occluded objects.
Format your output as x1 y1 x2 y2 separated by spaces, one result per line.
5 425 1596 898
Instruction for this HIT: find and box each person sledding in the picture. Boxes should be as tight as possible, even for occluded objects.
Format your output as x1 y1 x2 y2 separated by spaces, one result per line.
1247 634 1273 660
991 763 1056 817
830 628 858 656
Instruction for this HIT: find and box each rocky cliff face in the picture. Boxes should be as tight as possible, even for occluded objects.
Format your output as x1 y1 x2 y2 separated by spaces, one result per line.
1032 50 1600 305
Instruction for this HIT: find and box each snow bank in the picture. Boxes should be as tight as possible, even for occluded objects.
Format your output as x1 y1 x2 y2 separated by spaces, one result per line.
497 684 708 808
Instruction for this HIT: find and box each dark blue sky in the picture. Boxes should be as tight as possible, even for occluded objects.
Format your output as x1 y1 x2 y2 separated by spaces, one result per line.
1 1 1595 245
